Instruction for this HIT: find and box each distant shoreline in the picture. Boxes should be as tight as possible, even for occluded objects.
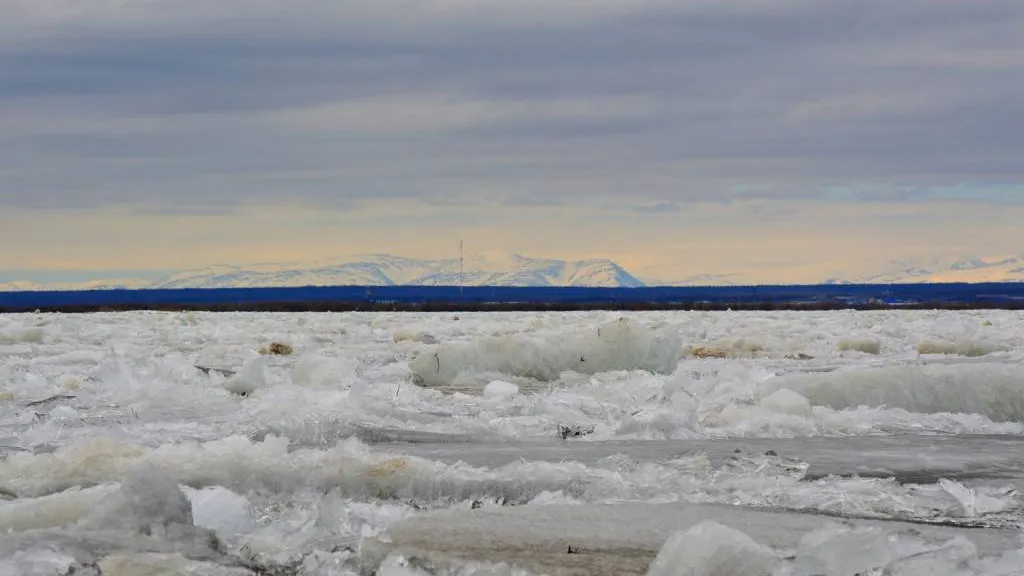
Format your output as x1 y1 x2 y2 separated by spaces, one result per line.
3 300 1023 313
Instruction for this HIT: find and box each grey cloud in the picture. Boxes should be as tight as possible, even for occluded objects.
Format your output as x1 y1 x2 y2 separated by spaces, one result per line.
503 196 566 207
627 202 682 214
2 0 1024 211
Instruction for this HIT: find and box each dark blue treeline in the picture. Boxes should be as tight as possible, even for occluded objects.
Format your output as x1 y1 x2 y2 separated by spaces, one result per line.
2 282 1024 311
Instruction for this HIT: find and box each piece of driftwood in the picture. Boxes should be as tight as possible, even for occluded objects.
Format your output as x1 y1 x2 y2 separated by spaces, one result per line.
194 365 236 377
258 341 294 355
25 394 76 407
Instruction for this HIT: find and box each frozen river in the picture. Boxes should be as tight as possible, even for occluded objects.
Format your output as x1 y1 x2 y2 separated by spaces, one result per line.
1 309 1023 574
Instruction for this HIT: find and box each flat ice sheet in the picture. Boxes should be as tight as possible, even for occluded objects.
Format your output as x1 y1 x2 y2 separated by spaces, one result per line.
383 433 1024 484
363 502 1023 575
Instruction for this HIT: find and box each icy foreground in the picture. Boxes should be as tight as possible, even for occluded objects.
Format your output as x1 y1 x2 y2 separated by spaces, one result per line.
0 309 1023 574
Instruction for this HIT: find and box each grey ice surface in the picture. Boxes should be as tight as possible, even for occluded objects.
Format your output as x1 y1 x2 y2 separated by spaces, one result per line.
361 502 1024 576
378 433 1024 484
0 528 234 568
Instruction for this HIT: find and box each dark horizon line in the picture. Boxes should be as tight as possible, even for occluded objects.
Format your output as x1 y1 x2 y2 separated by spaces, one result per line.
3 282 1024 313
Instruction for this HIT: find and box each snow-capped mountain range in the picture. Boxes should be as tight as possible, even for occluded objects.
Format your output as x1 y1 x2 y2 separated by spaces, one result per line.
0 253 645 291
2 252 1023 291
822 254 1024 285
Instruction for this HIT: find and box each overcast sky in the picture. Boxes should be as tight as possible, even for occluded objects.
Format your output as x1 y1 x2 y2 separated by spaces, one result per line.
2 0 1023 283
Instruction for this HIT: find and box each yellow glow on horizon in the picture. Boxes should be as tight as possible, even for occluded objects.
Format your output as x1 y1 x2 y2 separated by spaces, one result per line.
1 199 1021 283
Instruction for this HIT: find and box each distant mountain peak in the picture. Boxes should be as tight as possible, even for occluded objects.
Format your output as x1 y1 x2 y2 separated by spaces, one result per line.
858 252 1024 284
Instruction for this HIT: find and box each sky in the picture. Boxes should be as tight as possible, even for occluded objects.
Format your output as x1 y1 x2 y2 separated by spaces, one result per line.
2 0 1024 284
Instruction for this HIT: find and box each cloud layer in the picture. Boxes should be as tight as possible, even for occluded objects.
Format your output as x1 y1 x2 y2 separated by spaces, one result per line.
3 0 1024 214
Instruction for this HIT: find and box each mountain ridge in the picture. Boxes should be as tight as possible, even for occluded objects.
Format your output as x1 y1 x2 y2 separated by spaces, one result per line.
2 251 1024 291
1 253 645 291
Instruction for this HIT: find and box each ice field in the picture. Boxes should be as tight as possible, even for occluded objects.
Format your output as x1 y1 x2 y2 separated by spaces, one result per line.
1 309 1024 574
